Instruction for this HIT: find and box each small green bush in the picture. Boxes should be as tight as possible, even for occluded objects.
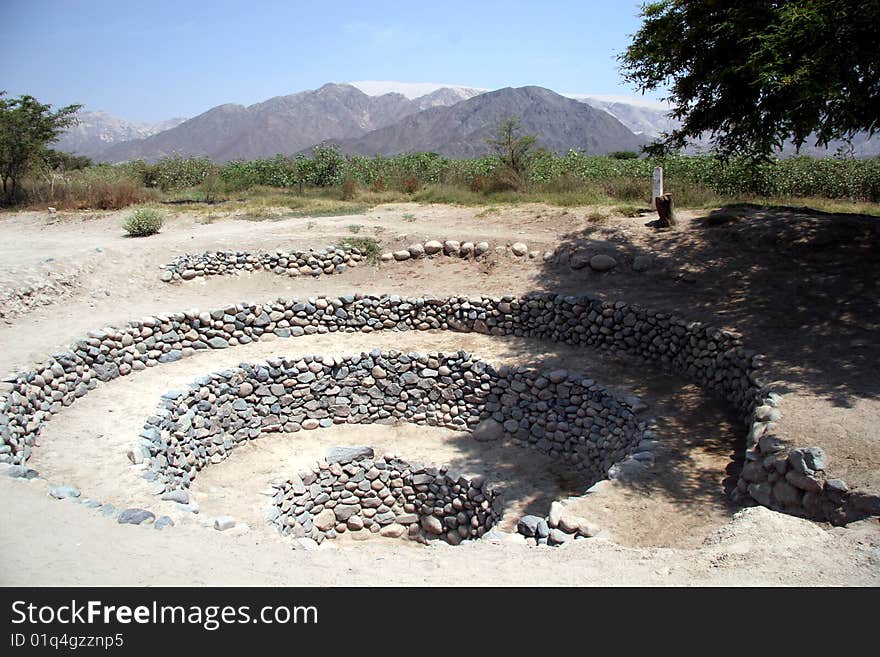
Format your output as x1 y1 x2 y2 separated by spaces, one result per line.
122 207 164 236
337 236 381 263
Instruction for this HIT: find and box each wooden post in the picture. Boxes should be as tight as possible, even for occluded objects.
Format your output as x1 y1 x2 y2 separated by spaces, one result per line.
652 166 676 227
655 194 676 227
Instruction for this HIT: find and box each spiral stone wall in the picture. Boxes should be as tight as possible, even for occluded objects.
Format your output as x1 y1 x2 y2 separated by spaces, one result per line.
269 448 498 545
138 351 645 489
2 292 876 524
159 239 507 283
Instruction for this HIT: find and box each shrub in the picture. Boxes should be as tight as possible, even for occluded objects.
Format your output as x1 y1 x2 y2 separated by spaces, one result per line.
337 236 381 263
341 178 357 200
370 177 386 193
614 204 645 218
309 144 345 187
122 207 164 236
146 156 215 191
609 151 639 160
401 176 421 194
486 168 521 192
21 166 156 210
469 174 489 193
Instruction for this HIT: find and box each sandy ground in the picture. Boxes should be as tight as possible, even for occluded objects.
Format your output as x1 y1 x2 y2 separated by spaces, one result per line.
0 202 878 586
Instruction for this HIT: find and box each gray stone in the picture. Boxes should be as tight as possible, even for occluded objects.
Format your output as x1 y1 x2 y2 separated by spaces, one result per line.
570 252 591 270
748 482 773 507
548 528 572 546
472 418 504 442
772 480 802 508
314 508 336 531
785 470 823 493
48 484 81 500
632 255 652 272
6 465 39 479
443 240 461 255
326 446 374 464
788 447 828 474
213 516 236 531
160 489 189 504
154 516 174 530
379 523 406 538
420 515 444 535
589 254 617 272
118 508 155 525
548 501 564 528
548 369 568 384
517 515 544 537
334 506 360 522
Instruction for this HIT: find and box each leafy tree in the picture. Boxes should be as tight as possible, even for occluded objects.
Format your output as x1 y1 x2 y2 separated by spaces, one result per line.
0 92 81 203
308 144 345 187
620 1 880 158
44 150 92 171
484 116 537 180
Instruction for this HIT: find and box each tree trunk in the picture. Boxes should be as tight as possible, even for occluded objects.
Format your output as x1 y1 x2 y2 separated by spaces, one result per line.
654 193 676 227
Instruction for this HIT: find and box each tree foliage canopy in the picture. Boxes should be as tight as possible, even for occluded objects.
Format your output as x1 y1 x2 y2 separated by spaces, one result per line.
620 0 880 158
484 117 537 176
0 92 81 203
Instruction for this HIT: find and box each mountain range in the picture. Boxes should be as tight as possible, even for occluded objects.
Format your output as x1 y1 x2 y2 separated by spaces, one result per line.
92 83 489 163
54 111 187 159
58 81 878 162
324 86 644 158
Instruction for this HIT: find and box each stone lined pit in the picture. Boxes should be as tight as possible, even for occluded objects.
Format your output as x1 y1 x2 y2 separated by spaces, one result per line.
2 292 876 525
137 351 646 494
269 447 499 546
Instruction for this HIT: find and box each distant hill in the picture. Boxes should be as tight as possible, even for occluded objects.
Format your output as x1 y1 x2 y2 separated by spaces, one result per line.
63 80 875 163
94 84 477 163
574 96 880 157
323 86 646 157
53 111 187 160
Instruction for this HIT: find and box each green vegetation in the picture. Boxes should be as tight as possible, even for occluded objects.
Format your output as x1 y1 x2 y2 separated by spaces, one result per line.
122 207 164 237
0 92 81 204
336 236 381 263
621 1 880 158
483 117 538 190
6 143 880 216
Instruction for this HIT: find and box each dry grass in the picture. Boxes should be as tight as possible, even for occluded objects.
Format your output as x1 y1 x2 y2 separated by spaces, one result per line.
22 177 157 210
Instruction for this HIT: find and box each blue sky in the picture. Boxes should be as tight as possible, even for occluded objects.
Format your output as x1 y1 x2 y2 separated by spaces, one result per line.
2 0 661 122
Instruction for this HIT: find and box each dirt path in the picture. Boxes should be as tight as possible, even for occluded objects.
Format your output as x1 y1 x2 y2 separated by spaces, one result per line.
1 475 877 586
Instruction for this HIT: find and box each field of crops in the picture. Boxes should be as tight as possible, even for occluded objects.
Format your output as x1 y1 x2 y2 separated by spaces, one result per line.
19 147 880 210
